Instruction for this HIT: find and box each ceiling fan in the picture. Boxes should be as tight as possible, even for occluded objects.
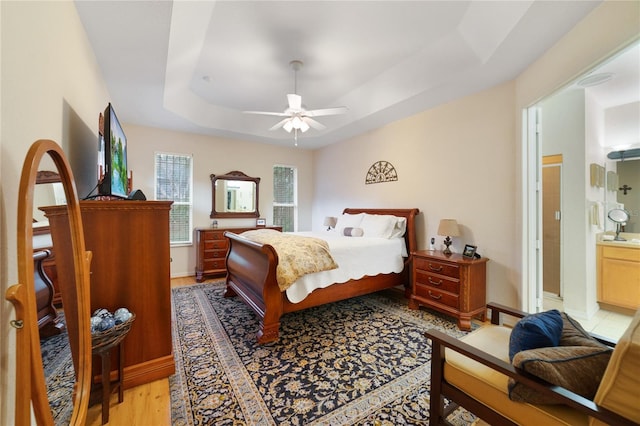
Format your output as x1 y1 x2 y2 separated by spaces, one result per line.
243 60 348 144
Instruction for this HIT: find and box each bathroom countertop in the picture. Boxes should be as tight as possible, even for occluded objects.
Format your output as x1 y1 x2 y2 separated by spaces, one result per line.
598 232 640 248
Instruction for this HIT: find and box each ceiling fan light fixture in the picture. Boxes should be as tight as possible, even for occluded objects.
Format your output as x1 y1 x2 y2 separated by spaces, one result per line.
242 59 348 142
291 116 303 128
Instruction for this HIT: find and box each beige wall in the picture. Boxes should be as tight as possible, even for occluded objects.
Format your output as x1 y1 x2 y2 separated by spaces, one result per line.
314 81 519 307
123 124 314 277
0 1 111 423
1 1 638 423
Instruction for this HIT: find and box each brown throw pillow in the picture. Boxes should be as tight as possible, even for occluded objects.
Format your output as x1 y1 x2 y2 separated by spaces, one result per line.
508 345 612 404
559 312 608 348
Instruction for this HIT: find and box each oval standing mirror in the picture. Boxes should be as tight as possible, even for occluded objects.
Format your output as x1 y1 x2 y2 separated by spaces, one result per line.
608 208 630 241
210 171 260 218
5 140 92 426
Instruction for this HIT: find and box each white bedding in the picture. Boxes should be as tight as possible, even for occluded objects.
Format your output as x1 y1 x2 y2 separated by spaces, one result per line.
285 231 407 303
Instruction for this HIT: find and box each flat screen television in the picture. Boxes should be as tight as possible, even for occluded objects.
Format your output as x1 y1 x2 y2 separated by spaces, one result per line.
98 103 128 198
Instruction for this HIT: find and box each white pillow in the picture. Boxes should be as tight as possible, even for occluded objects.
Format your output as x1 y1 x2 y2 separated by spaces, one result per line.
334 213 364 235
389 217 407 239
360 214 397 238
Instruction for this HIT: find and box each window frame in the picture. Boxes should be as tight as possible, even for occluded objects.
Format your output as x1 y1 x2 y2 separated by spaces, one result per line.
272 164 298 232
154 151 193 246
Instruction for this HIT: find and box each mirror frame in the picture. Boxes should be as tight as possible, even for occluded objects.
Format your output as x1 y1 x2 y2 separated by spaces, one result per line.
210 170 260 219
5 140 92 426
608 208 630 224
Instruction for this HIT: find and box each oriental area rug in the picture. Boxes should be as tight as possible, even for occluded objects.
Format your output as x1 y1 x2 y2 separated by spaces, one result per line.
41 323 75 425
169 281 477 425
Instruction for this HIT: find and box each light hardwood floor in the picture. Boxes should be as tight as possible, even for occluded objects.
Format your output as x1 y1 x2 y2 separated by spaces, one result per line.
86 277 196 426
86 379 171 425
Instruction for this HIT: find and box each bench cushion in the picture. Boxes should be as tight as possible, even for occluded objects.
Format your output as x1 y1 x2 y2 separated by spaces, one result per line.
445 325 589 425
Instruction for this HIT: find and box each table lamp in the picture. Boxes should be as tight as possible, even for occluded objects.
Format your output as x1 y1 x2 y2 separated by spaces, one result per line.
323 216 337 231
438 219 460 255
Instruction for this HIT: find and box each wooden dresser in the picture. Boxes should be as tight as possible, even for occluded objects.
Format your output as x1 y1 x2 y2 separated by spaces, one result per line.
195 226 281 282
409 250 488 330
44 200 174 389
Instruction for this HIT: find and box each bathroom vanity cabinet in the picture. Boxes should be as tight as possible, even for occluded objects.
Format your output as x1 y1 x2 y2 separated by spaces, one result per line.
596 242 640 309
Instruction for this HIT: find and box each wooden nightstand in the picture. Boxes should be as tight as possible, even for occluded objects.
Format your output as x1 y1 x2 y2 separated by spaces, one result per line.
194 226 282 282
409 250 488 330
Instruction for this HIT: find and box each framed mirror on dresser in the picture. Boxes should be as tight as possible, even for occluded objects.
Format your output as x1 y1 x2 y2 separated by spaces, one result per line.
210 170 260 219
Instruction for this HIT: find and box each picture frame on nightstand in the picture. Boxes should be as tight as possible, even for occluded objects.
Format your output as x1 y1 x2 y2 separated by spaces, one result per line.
463 244 477 258
256 218 266 227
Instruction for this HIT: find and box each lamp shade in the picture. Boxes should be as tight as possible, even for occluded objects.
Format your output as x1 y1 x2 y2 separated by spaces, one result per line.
323 216 337 228
438 219 460 237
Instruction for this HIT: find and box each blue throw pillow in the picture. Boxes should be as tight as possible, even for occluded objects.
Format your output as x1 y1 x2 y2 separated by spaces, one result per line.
508 309 564 361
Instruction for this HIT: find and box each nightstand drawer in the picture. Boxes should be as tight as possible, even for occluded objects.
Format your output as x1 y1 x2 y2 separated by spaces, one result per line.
203 231 226 241
414 257 459 279
415 270 459 294
204 249 227 260
414 284 459 309
204 258 226 270
204 240 228 250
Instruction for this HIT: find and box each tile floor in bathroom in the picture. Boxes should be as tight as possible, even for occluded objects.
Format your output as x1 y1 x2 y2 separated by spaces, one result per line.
543 296 635 341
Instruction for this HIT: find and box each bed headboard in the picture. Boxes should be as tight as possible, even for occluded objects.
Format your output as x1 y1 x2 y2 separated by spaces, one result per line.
342 208 420 256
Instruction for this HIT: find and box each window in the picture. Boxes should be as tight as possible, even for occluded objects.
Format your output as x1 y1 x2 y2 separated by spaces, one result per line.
155 152 193 245
273 165 297 232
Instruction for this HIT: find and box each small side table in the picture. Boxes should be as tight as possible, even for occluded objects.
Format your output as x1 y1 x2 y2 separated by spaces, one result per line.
409 250 489 330
91 315 135 425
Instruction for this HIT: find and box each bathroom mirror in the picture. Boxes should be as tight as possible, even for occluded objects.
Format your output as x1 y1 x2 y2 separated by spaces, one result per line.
6 140 92 425
210 171 260 219
614 158 639 233
608 208 630 241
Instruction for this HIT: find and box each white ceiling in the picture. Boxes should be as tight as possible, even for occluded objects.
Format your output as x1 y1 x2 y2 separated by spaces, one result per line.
75 0 611 149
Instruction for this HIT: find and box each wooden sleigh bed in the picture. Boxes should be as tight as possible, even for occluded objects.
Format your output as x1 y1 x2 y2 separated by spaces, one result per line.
223 208 420 343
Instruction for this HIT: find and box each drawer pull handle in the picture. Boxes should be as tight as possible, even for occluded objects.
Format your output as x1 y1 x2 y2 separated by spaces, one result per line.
428 291 442 300
428 277 443 286
428 264 443 272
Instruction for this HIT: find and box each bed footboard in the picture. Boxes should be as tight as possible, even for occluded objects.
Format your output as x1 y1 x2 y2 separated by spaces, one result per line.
224 231 283 343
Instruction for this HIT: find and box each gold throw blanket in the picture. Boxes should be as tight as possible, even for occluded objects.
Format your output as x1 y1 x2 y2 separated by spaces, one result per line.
241 229 338 291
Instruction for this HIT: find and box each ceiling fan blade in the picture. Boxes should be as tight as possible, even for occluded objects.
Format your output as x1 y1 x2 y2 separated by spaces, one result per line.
305 106 348 117
268 118 291 131
303 117 326 130
287 94 302 110
243 110 289 117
